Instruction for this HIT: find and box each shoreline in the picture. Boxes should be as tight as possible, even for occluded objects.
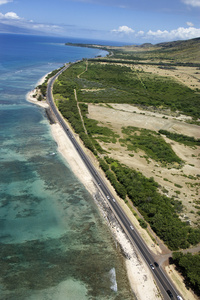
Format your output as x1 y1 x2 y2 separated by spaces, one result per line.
26 73 50 109
26 74 162 300
26 71 198 300
48 125 163 300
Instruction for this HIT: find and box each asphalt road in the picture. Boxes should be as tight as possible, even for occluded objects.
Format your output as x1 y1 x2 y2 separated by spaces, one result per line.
46 64 183 300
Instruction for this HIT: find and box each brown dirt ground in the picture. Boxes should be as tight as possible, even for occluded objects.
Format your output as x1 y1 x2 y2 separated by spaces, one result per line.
87 103 200 226
133 65 200 90
85 100 200 299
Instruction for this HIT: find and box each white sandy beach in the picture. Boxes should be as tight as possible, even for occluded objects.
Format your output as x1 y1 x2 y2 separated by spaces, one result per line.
50 123 162 300
26 82 162 300
26 74 198 300
26 74 50 108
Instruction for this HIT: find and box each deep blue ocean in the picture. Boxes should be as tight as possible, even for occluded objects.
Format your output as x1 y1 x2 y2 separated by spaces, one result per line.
0 34 135 300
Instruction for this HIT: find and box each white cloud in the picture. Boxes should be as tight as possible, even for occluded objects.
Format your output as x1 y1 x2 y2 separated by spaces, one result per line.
32 23 62 31
4 12 20 19
110 24 200 43
182 0 200 7
0 0 13 5
186 21 194 26
147 27 200 40
0 11 21 19
0 10 64 35
137 30 145 36
112 25 134 34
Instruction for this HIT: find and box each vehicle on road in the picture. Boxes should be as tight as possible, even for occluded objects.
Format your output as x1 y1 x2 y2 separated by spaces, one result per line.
177 296 183 300
112 198 116 202
150 264 155 270
107 196 110 200
166 290 173 298
154 262 159 267
130 225 134 230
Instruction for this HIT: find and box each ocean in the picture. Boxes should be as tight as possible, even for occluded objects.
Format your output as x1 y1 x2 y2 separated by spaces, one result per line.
0 34 135 299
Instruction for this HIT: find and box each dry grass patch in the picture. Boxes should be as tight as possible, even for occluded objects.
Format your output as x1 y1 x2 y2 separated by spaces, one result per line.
134 65 200 90
87 103 200 226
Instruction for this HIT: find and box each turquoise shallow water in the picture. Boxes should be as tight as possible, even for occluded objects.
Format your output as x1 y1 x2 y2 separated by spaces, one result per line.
0 34 135 299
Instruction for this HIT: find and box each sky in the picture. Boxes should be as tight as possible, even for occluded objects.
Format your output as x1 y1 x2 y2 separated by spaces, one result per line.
0 0 200 44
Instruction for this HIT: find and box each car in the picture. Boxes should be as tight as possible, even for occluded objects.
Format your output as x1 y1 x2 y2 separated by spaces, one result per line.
166 290 173 298
150 264 155 270
112 198 116 202
107 196 110 200
154 262 159 267
177 296 183 300
130 225 134 230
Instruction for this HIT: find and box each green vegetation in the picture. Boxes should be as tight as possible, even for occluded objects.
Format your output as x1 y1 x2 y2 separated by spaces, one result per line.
53 72 118 155
94 37 200 65
66 38 200 64
174 183 183 188
49 59 200 251
38 66 64 98
159 130 200 146
53 75 99 154
79 103 119 144
121 126 183 165
60 61 200 119
90 57 200 68
172 252 200 295
138 218 148 229
103 157 200 250
39 39 200 296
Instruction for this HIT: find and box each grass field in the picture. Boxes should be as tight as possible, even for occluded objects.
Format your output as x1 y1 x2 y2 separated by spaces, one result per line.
59 61 200 119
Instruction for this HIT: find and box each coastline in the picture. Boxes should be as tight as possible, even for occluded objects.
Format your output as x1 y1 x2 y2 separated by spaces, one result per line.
26 67 198 300
26 73 50 109
26 71 198 300
26 74 162 300
50 124 163 300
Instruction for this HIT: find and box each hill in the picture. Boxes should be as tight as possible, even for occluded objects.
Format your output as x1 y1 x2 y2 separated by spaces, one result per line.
149 37 200 63
70 37 200 64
